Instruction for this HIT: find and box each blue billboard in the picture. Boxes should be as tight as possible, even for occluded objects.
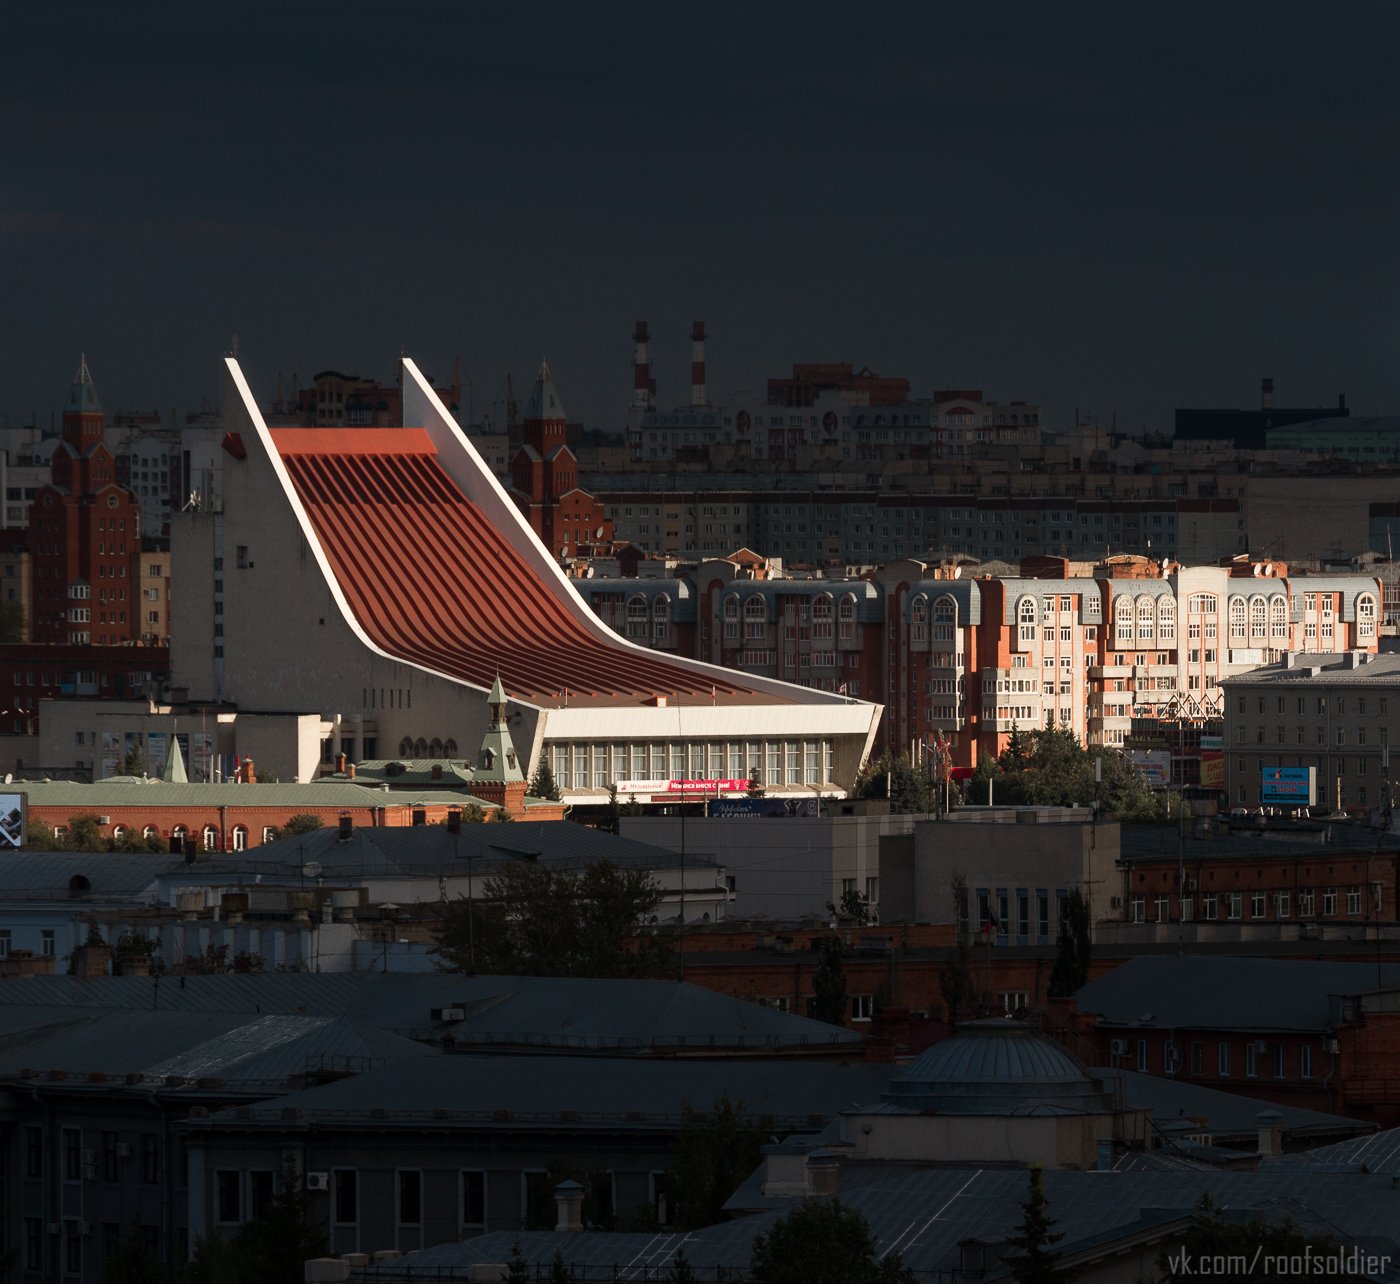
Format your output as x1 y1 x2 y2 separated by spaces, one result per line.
1260 766 1316 806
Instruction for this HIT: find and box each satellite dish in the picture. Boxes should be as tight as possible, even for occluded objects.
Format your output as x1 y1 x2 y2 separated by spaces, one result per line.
302 861 322 879
3 774 10 784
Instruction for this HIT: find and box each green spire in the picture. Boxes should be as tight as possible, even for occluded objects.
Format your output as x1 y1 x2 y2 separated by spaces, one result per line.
476 678 524 783
163 735 188 784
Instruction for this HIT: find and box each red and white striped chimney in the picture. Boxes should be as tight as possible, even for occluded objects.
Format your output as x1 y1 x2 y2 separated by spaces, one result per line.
691 320 707 407
633 321 654 410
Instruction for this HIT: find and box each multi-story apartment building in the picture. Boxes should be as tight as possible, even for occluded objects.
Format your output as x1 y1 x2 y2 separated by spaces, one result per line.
578 557 1381 771
1221 647 1397 814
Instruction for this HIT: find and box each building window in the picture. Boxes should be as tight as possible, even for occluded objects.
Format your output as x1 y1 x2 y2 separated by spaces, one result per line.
1130 895 1145 923
1137 1039 1148 1072
461 1171 487 1234
1274 1044 1286 1079
1218 1042 1230 1077
202 825 219 852
1301 1044 1313 1079
397 1170 422 1227
1347 886 1361 915
1226 892 1242 920
216 1171 242 1224
1190 1042 1204 1076
1323 889 1337 916
1202 893 1218 919
851 994 874 1022
41 929 55 956
141 1134 159 1185
333 1170 358 1225
1245 1042 1259 1078
1250 892 1265 919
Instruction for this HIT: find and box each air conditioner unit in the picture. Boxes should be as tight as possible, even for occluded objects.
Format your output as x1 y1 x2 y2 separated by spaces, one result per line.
1326 1037 1341 1055
305 1172 331 1192
431 1007 466 1023
1109 1038 1128 1056
97 816 110 825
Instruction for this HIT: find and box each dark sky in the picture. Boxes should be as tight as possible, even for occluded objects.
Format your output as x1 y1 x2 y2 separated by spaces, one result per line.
5 1 1398 435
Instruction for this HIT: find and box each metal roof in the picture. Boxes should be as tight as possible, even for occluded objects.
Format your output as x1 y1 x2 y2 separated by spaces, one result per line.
1221 651 1400 687
16 781 444 808
0 851 172 897
1075 955 1400 1032
0 973 862 1051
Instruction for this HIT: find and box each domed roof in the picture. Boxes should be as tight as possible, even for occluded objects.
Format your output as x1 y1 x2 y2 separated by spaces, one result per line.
882 1020 1113 1115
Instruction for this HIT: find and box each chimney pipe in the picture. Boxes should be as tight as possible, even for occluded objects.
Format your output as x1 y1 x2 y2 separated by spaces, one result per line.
632 321 654 410
336 752 347 775
554 1180 585 1232
338 815 353 843
1261 377 1274 411
691 320 707 407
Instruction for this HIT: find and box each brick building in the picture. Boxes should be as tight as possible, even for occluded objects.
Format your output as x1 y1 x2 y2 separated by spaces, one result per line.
28 359 143 645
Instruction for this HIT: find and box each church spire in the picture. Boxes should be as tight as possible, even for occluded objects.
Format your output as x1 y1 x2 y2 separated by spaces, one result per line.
65 354 102 416
523 357 566 423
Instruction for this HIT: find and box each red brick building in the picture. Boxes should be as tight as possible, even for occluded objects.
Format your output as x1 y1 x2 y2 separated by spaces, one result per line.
509 361 613 558
28 359 143 645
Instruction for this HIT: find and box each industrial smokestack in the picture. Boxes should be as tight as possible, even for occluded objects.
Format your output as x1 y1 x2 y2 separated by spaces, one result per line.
633 321 654 410
1261 377 1274 411
691 320 707 407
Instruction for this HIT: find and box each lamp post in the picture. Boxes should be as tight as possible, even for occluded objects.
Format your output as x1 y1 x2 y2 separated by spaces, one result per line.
379 902 399 973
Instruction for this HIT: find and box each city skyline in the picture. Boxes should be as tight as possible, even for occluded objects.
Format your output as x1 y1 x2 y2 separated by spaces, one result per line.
5 2 1399 433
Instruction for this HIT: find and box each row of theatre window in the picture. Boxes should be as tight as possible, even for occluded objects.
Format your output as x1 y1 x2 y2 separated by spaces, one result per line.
547 740 835 789
1111 1037 1321 1081
50 822 268 850
1126 884 1385 922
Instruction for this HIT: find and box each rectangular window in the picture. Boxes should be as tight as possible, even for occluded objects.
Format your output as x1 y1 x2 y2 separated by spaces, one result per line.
851 994 874 1022
1274 1044 1286 1079
1190 1041 1204 1076
141 1134 159 1185
1218 1042 1230 1077
1251 892 1265 919
24 1125 42 1178
1323 889 1337 916
1245 1042 1259 1078
1347 886 1361 916
24 1217 42 1272
1137 1039 1148 1072
215 1170 242 1224
63 1128 81 1182
461 1171 487 1233
1301 1044 1313 1079
1227 892 1242 920
333 1170 358 1225
249 1170 275 1221
397 1170 422 1227
101 1131 119 1183
1202 893 1217 919
41 930 55 956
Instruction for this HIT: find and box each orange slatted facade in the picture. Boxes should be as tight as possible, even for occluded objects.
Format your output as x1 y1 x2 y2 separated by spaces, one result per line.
271 429 781 708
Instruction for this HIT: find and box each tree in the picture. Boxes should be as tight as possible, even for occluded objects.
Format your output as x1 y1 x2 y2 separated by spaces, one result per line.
549 1249 570 1283
268 814 323 842
827 887 872 924
505 1240 531 1284
666 1247 697 1282
810 935 848 1026
433 859 673 978
606 783 621 834
529 760 563 801
749 1199 916 1284
747 768 763 798
854 751 936 814
1003 1165 1073 1284
937 872 979 1021
668 1094 770 1230
122 745 147 777
233 1159 327 1284
176 1232 244 1284
98 1221 167 1284
1048 888 1091 998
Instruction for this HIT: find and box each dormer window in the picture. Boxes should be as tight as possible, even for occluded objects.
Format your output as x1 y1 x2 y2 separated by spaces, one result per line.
482 749 495 770
507 750 517 769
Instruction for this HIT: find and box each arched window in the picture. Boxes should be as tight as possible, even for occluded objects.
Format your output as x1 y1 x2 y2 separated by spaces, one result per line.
626 594 648 640
1270 596 1288 641
1114 596 1134 647
231 826 248 852
111 825 126 843
443 739 458 757
812 593 833 642
1249 595 1267 640
1189 593 1217 615
932 595 956 643
429 738 444 757
722 593 740 642
1017 596 1037 646
743 596 767 640
652 593 671 642
838 593 857 641
1136 596 1154 642
399 737 414 756
171 825 187 840
413 737 427 757
1358 593 1377 641
1229 597 1246 642
1158 597 1176 643
910 594 928 643
202 825 219 852
262 826 277 844
142 825 158 840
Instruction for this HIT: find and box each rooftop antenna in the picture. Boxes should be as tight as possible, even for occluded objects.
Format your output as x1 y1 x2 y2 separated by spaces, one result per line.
230 334 239 358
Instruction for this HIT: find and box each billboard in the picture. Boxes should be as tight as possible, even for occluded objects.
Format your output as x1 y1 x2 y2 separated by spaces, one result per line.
1261 766 1316 806
615 779 751 797
0 793 26 847
1127 749 1172 789
1199 751 1225 789
707 798 820 819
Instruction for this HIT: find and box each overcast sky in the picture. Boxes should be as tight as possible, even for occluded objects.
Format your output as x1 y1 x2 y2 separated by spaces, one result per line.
4 1 1398 435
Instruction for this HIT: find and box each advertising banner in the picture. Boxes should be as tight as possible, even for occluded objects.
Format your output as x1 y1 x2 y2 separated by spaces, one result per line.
1261 765 1316 806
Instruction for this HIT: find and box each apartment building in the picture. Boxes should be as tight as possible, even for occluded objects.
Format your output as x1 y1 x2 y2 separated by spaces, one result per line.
1221 649 1399 813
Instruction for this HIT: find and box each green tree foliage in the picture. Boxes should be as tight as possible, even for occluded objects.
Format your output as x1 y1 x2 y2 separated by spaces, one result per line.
827 887 872 924
666 1247 698 1282
98 1222 166 1284
266 814 323 842
747 768 763 798
1048 888 1092 998
177 1161 325 1284
1003 1165 1074 1284
810 935 848 1026
432 859 673 978
854 750 937 814
971 727 1176 820
1156 1194 1353 1283
667 1093 771 1231
938 872 979 1021
505 1241 531 1284
750 1198 916 1284
529 760 563 801
436 804 487 825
